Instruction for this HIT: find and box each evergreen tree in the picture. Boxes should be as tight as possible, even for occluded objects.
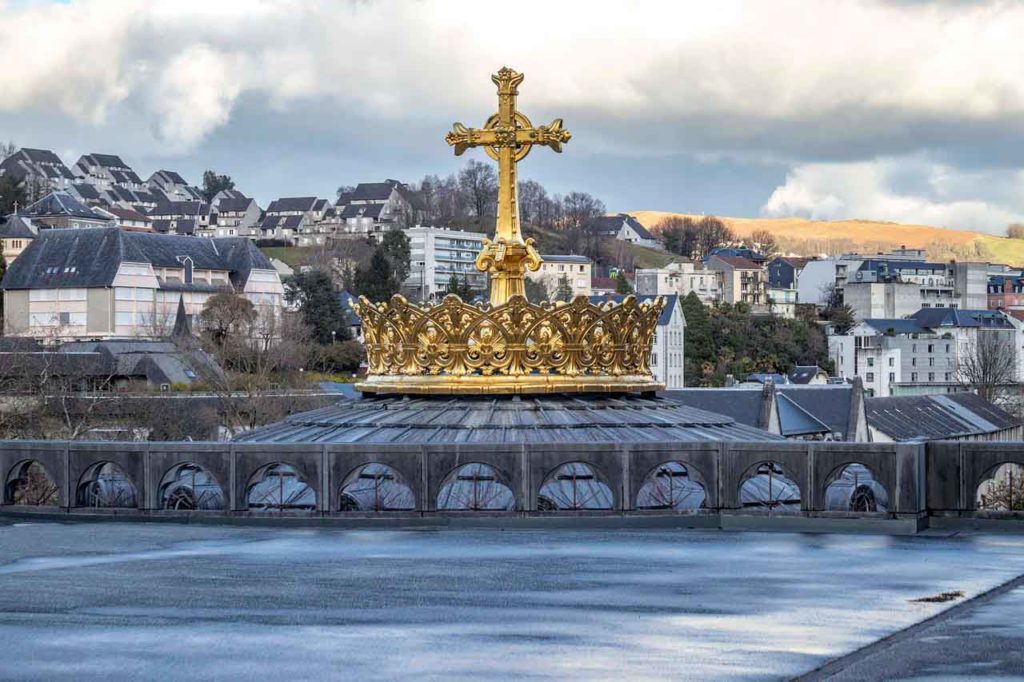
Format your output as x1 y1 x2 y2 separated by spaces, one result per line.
0 175 26 215
554 274 574 302
354 248 400 303
524 277 549 303
615 271 633 294
445 273 475 299
380 230 412 283
201 170 235 202
286 269 352 344
680 292 712 384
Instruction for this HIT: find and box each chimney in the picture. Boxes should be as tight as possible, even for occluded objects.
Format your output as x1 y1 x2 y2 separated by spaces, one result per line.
724 374 737 387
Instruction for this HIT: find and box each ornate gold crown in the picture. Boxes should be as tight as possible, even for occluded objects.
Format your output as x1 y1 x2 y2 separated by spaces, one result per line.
354 67 665 395
354 294 666 395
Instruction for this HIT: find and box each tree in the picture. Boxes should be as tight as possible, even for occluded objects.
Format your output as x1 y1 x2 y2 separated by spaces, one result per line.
615 271 633 294
457 159 498 218
695 216 734 259
0 174 27 215
554 275 574 302
199 293 257 347
562 191 605 231
445 273 475 299
380 230 411 284
524 277 549 303
826 304 856 334
353 248 400 303
286 269 352 344
336 184 355 200
0 140 16 162
658 216 699 258
749 228 778 256
959 331 1017 403
1007 224 1024 240
201 170 235 202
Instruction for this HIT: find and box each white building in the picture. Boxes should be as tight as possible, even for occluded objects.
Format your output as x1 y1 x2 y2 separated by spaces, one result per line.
635 262 723 305
828 308 1022 397
404 226 487 301
528 254 592 299
586 214 660 249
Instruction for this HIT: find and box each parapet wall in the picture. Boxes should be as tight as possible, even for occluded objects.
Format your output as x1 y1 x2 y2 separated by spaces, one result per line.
2 439 1021 531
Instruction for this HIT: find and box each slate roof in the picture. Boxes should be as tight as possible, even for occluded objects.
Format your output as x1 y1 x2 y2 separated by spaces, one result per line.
776 385 856 437
340 203 385 219
542 254 591 264
866 393 1021 442
106 206 151 223
1 227 273 291
216 197 254 213
152 170 187 185
22 192 109 220
0 216 35 239
910 308 1014 330
585 214 654 240
860 318 929 335
350 182 397 201
234 394 783 445
708 247 766 263
710 255 762 270
151 201 209 217
267 197 318 213
260 215 303 231
664 389 768 429
0 149 75 180
83 153 128 168
152 218 196 235
71 183 102 201
788 365 826 384
588 294 679 326
19 148 66 165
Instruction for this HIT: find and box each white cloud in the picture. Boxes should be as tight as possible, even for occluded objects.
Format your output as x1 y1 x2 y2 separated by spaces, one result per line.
761 157 1024 233
2 0 1024 157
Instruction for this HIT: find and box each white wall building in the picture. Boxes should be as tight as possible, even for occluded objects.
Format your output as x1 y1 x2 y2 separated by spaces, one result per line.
635 262 723 305
528 254 592 299
404 226 487 301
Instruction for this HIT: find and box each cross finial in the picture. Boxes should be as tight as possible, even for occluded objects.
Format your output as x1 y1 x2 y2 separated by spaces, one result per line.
446 68 572 306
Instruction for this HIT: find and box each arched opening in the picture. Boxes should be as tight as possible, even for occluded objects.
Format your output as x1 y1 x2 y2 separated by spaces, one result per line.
976 462 1024 511
636 461 706 510
537 462 613 511
339 463 415 512
5 460 59 506
824 463 889 513
159 463 225 511
738 461 801 513
437 462 515 511
246 462 316 512
76 461 137 508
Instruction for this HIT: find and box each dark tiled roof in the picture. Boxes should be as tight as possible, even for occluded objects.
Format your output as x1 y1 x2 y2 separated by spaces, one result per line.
234 394 783 445
1 227 272 290
23 192 109 220
72 183 102 201
860 318 929 335
776 385 855 436
664 389 768 429
866 393 1021 442
267 197 318 213
0 216 35 239
153 170 187 185
910 308 1014 330
350 182 397 201
585 213 654 240
710 255 762 269
84 153 128 168
216 197 254 213
151 201 209 217
106 206 151 222
788 365 826 384
341 203 385 219
20 148 66 164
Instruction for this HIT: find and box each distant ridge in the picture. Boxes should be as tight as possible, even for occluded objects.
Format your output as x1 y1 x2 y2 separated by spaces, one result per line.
629 211 1024 266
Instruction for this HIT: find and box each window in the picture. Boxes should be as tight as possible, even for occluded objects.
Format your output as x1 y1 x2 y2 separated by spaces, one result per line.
29 289 58 302
927 344 934 353
928 358 935 367
652 353 658 366
888 357 894 367
912 358 917 367
888 372 895 383
912 343 917 352
911 372 918 381
945 372 952 381
928 372 935 382
945 343 951 352
866 372 874 382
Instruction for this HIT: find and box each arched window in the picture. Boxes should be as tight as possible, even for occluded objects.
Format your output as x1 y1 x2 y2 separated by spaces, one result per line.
6 460 59 506
77 461 137 508
339 463 415 511
437 463 515 511
246 462 316 512
636 461 706 510
738 462 801 513
976 462 1024 511
159 463 224 510
824 463 889 513
538 462 613 511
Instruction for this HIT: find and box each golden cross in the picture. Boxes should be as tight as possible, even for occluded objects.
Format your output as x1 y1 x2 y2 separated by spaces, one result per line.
446 67 571 305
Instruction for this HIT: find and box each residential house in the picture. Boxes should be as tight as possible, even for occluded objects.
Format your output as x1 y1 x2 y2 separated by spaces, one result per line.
666 381 868 441
404 226 487 300
829 308 1023 397
988 271 1024 321
100 206 153 232
0 215 36 265
336 180 423 235
0 148 76 197
585 213 660 248
259 197 330 245
766 256 810 318
590 276 618 296
149 201 211 236
211 196 261 238
866 393 1022 442
527 254 592 299
72 153 145 191
1 227 284 340
707 247 768 265
147 170 204 202
635 261 724 305
19 192 113 230
590 293 686 389
789 365 830 385
705 254 767 309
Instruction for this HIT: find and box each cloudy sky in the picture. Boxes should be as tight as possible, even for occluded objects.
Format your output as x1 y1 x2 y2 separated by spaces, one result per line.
2 0 1023 233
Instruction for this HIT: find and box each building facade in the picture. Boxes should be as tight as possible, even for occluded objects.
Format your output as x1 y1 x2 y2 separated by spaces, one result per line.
404 226 488 301
527 254 592 299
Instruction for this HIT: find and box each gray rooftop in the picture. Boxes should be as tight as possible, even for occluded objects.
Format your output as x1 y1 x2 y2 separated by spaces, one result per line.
865 393 1020 442
234 394 782 445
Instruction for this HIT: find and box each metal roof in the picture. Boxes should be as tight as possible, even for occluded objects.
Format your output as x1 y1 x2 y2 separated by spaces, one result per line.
234 394 783 445
865 393 1020 442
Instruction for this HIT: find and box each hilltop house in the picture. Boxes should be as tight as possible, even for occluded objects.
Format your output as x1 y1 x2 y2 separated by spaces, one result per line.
19 192 113 230
259 197 332 245
72 153 146 191
586 214 659 248
527 254 592 298
336 180 423 235
212 196 261 238
1 227 284 340
149 201 211 236
147 170 205 202
0 148 76 196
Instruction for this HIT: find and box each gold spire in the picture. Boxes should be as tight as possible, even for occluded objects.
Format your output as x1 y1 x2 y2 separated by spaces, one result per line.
445 67 571 306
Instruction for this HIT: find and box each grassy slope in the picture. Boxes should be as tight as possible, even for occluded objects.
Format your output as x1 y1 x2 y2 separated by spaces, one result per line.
260 246 317 269
630 211 1024 266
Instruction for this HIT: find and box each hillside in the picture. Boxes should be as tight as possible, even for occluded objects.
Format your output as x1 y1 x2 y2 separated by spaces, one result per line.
630 211 1024 266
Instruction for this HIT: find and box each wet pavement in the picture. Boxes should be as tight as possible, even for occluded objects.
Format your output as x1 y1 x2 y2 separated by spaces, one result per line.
0 522 1022 681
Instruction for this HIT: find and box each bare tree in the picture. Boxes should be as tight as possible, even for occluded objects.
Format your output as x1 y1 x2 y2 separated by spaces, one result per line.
695 216 734 259
0 140 16 162
958 331 1017 403
457 159 498 219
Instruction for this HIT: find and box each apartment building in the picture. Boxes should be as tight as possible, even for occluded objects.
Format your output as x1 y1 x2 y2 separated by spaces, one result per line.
404 226 487 301
527 254 592 299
